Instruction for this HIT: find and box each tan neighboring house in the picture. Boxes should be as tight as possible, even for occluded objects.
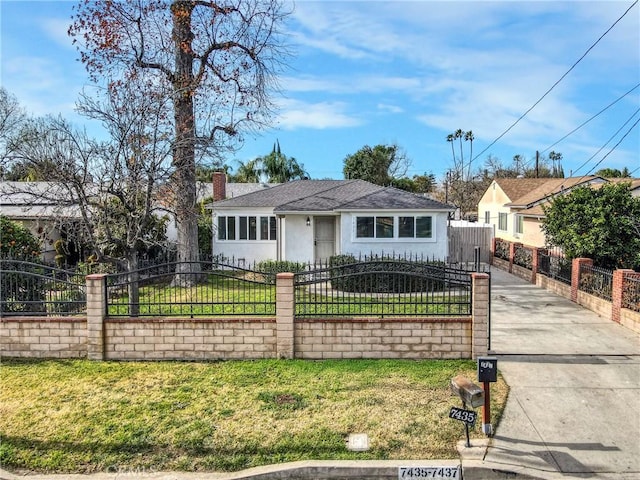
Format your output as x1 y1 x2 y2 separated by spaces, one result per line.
477 176 611 248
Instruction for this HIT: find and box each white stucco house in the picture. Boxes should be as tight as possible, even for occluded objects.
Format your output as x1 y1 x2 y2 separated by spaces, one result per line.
210 178 454 264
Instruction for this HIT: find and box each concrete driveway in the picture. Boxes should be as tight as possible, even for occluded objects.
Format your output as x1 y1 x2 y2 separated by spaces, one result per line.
473 268 640 479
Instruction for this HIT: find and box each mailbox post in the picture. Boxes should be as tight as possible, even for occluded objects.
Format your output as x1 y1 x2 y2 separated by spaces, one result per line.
477 357 498 436
450 375 484 447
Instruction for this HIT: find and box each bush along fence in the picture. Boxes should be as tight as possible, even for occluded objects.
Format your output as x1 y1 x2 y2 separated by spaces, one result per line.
0 258 490 361
491 238 640 334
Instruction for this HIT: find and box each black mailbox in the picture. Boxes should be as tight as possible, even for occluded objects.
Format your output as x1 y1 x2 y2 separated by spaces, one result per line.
477 357 498 383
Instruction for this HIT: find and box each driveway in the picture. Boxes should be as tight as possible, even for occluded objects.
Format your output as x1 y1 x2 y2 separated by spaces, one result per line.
478 268 640 479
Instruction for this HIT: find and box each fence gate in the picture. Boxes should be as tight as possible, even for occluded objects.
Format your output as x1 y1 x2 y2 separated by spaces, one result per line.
448 225 493 265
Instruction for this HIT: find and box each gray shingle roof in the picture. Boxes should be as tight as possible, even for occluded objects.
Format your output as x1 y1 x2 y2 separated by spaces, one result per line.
213 179 453 212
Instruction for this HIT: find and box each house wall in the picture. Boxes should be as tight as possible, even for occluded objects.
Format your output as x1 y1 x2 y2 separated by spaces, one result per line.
523 217 546 248
477 182 518 243
211 207 277 264
284 214 315 262
339 211 449 259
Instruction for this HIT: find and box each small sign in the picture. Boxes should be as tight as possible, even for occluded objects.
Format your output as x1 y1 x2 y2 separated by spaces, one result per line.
346 433 369 451
477 357 498 383
398 466 460 479
449 406 477 426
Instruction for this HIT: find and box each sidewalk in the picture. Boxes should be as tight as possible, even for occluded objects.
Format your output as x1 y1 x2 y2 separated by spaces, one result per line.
462 268 640 479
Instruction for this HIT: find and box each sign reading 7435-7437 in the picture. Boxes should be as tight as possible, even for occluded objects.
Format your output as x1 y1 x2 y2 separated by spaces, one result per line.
398 466 460 479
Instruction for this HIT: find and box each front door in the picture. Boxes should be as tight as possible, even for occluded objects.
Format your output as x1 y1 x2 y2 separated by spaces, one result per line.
314 217 335 262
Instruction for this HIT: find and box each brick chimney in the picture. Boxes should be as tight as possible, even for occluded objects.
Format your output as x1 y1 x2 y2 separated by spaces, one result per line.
212 171 227 201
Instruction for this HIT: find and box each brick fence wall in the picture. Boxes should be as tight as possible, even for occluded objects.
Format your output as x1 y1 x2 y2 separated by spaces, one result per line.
1 272 491 361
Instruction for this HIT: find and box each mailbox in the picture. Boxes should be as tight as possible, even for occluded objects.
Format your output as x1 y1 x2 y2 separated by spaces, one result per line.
477 357 498 383
450 375 484 408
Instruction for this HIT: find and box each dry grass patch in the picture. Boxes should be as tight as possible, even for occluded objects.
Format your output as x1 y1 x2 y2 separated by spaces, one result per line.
0 359 508 474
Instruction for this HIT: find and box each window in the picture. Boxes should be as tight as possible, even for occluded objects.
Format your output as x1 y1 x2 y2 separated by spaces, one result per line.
376 217 394 238
260 216 277 240
515 215 524 235
498 212 508 231
484 211 490 224
416 216 432 238
356 217 375 238
217 216 235 240
221 215 275 241
399 217 414 238
357 215 433 239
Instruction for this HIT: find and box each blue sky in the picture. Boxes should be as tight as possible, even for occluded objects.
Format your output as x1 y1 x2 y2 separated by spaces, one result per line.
1 0 638 182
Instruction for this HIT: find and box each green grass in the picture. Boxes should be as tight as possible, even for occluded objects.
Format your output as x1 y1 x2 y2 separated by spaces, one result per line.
0 359 507 474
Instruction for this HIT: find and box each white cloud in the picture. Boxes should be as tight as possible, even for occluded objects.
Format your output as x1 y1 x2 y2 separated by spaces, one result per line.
38 17 75 49
276 99 362 130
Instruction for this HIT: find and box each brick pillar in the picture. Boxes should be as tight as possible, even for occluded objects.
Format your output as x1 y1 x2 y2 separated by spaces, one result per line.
86 274 107 360
509 242 520 273
571 258 593 303
612 269 637 324
531 248 546 284
471 273 490 359
276 273 295 359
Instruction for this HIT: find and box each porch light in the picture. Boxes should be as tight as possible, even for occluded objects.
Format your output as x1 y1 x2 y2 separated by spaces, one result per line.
306 216 311 227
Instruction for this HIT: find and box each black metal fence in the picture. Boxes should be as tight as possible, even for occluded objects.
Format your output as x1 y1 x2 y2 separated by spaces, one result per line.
623 276 640 312
578 263 613 301
294 257 473 317
0 259 86 316
538 248 572 285
106 261 276 317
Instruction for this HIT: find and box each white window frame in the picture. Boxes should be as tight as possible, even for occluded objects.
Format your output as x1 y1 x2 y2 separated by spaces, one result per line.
498 212 508 232
354 215 435 241
514 214 524 235
216 215 277 242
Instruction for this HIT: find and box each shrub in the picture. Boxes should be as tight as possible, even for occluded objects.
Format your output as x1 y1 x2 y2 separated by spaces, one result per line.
257 260 307 284
0 216 40 260
0 217 46 314
328 255 446 293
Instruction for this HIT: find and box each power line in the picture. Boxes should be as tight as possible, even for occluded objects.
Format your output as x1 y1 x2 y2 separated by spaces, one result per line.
470 0 639 165
540 82 640 154
572 106 640 175
583 116 640 176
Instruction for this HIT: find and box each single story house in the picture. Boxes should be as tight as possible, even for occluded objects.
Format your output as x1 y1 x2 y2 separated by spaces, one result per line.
476 176 621 247
210 178 454 264
0 181 83 262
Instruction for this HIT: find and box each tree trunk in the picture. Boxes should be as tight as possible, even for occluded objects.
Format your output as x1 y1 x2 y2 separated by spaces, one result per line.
171 1 200 287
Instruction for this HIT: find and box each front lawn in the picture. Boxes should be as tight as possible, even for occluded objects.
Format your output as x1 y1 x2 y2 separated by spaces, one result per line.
0 359 507 474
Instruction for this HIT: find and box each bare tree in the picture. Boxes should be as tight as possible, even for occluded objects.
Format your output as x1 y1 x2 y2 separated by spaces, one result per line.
0 88 27 172
69 0 290 284
10 81 174 313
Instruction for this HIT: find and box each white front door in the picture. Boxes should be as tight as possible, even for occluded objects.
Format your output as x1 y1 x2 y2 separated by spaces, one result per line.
314 216 335 262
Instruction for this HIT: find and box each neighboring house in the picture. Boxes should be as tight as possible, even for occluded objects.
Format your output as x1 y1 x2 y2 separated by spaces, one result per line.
149 173 279 244
477 176 611 247
0 182 82 261
210 177 454 264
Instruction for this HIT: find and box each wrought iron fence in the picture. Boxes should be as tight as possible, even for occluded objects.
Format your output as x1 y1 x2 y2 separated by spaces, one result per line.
513 244 533 270
294 257 473 317
538 248 572 285
578 264 613 301
0 259 86 316
622 276 640 312
494 238 510 261
106 261 276 317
